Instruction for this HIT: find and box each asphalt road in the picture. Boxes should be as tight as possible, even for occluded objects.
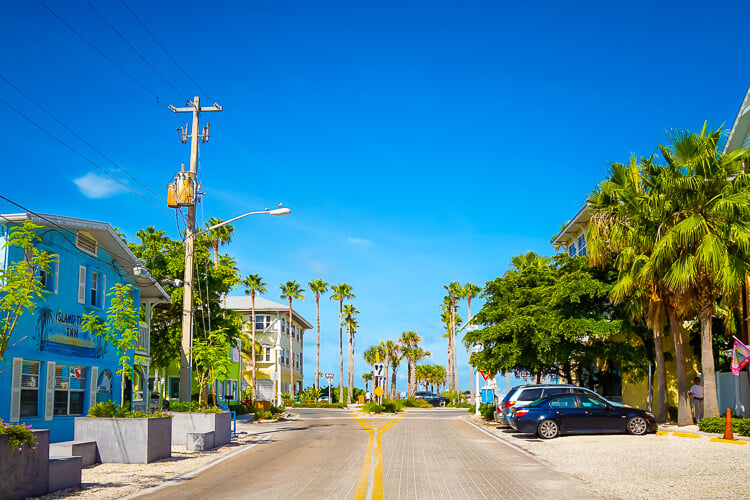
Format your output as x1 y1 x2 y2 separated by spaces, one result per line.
134 408 591 500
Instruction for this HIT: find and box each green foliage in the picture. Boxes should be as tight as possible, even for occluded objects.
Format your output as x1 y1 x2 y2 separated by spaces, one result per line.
87 401 171 418
168 401 222 413
299 387 322 403
382 400 400 413
281 392 294 406
291 402 348 408
0 221 54 361
0 420 37 451
191 328 232 406
363 402 385 413
479 404 495 420
128 226 243 370
270 405 284 414
451 402 473 409
698 416 750 436
401 397 432 408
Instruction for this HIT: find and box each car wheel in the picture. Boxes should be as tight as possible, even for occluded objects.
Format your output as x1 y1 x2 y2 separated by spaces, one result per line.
537 419 559 439
627 416 648 435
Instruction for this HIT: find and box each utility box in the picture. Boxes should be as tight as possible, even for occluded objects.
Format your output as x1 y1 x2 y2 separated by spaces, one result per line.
167 171 195 208
481 388 494 405
358 395 365 404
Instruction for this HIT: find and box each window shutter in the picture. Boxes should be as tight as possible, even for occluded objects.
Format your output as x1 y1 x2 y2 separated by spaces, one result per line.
53 255 59 294
101 274 106 307
45 361 56 421
89 366 99 410
9 357 22 423
77 266 86 304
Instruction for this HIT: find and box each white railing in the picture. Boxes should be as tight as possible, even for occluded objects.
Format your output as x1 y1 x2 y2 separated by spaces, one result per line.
135 323 149 354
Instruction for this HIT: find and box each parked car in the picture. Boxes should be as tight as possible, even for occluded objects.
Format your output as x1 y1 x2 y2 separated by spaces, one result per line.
495 384 623 425
508 393 657 438
414 391 449 407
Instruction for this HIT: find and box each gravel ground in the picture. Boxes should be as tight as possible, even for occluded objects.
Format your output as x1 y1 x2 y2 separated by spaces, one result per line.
471 417 750 500
38 429 263 500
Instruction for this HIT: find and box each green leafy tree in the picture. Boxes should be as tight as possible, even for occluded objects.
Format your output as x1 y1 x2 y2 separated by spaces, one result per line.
82 283 140 405
192 328 232 406
399 331 428 397
204 217 235 266
243 273 267 399
280 280 305 398
308 279 329 391
361 372 372 392
330 283 354 403
0 221 53 361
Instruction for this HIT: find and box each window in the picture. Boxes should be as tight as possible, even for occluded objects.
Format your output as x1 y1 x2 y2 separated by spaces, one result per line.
96 369 113 403
54 365 86 415
568 244 577 257
578 235 587 256
254 315 268 331
76 231 98 256
550 396 578 409
264 347 271 362
579 396 606 409
91 272 99 306
542 387 569 397
520 388 543 401
20 360 40 417
39 255 59 293
169 377 180 399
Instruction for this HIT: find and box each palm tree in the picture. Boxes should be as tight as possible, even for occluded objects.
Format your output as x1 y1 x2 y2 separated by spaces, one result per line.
280 280 305 398
416 364 430 391
308 279 329 391
399 330 424 397
463 282 481 402
239 333 263 391
343 303 359 403
35 306 54 351
362 373 372 393
204 217 235 265
380 340 401 399
330 283 354 403
653 124 750 418
444 282 465 392
243 273 267 399
433 365 447 393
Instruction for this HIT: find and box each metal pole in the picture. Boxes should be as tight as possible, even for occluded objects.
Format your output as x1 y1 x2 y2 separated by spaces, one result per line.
475 367 481 416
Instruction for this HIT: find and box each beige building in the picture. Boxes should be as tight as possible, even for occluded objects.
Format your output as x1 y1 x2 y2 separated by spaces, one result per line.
222 296 312 400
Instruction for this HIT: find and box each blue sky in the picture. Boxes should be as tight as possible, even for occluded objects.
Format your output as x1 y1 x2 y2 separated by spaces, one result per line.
1 0 748 394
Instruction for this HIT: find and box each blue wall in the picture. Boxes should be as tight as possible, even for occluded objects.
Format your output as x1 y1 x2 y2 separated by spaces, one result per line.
0 224 140 442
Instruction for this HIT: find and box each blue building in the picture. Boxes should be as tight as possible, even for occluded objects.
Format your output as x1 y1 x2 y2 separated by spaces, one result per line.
0 213 169 442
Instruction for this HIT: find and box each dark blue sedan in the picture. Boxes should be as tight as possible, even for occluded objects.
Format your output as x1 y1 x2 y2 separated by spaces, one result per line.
508 393 658 439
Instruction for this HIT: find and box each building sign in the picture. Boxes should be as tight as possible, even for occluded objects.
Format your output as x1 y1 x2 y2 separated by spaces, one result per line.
45 311 97 358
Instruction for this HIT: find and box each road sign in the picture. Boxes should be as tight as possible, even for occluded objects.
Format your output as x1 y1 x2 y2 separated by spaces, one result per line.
373 363 385 377
373 386 384 397
325 373 335 380
479 370 489 382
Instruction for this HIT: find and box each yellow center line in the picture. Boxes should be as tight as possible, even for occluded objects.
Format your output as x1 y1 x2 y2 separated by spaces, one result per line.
353 415 403 500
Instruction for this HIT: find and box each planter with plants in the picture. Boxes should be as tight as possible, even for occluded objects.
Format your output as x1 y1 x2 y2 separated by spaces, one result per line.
74 402 172 464
168 401 232 447
0 422 48 500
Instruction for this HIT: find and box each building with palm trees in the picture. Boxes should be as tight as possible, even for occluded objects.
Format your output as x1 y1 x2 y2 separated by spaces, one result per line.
0 213 169 442
222 296 312 399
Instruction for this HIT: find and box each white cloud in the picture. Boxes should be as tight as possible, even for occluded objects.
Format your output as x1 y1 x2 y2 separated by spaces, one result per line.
348 237 373 248
73 172 127 199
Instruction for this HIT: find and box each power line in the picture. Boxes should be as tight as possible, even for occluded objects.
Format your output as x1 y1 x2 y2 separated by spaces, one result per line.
36 0 167 107
0 73 168 204
83 0 190 104
0 95 173 217
120 0 215 104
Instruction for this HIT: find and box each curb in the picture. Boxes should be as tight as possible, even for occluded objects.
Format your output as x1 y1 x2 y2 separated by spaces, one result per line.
657 430 748 445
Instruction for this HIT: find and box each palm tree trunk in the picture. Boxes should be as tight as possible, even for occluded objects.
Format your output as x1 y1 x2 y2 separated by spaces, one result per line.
654 327 668 423
315 294 320 391
699 299 719 418
667 307 692 426
391 365 397 399
339 300 344 404
289 300 295 398
251 294 256 401
347 326 354 404
447 333 454 392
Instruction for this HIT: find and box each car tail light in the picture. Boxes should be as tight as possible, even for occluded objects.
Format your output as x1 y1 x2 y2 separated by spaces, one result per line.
515 409 529 417
503 400 516 408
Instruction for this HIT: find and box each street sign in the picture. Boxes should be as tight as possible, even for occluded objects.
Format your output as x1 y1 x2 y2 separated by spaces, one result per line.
325 373 335 380
270 372 278 381
373 386 384 397
373 363 385 377
479 370 489 382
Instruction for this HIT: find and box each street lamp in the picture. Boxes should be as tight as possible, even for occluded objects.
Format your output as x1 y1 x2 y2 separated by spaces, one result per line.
473 343 483 416
274 345 283 407
179 205 291 402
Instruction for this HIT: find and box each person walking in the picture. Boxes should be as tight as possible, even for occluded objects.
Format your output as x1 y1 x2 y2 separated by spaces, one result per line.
688 377 704 424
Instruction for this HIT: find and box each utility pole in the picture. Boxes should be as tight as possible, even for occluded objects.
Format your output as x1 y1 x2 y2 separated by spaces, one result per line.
169 96 222 402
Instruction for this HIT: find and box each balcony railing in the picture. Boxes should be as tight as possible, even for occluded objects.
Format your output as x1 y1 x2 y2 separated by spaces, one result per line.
135 323 149 354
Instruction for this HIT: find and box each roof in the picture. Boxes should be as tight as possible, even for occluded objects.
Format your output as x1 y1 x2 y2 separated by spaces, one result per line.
0 212 169 303
222 295 313 329
724 85 750 154
550 204 592 247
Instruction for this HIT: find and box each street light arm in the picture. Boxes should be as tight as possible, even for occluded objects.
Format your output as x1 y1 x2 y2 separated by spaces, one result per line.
195 207 291 236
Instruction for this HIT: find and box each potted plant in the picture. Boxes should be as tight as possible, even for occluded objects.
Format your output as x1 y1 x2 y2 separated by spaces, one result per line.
0 421 49 499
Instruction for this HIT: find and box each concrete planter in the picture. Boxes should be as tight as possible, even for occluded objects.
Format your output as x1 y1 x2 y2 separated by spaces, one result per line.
74 417 172 463
171 411 231 447
0 429 50 500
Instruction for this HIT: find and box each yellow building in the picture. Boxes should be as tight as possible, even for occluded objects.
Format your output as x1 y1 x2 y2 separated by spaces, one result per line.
222 296 312 401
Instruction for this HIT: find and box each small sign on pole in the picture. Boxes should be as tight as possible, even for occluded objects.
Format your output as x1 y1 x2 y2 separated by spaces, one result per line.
373 363 385 377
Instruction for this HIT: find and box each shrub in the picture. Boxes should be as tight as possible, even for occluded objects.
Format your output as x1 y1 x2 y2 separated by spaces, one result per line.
363 402 385 413
451 402 474 409
87 401 171 418
291 402 347 409
382 400 400 413
402 397 432 409
270 405 284 415
0 421 36 451
698 416 750 436
169 401 221 413
479 404 495 420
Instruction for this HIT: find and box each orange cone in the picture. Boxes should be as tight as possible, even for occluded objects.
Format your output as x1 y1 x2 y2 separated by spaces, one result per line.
724 408 734 440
